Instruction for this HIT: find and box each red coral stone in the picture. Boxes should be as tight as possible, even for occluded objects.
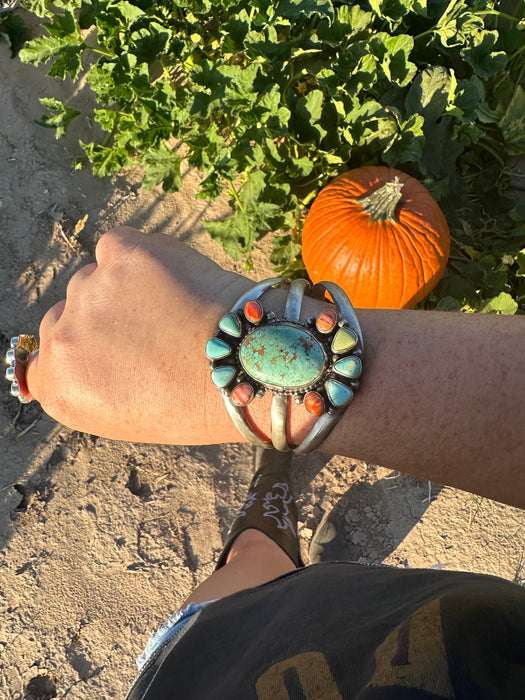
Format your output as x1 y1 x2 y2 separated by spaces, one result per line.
316 309 337 334
244 300 264 324
304 391 325 416
231 383 254 406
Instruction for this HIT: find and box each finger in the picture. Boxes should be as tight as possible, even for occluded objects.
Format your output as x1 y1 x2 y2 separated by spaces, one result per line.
26 299 66 403
24 348 39 403
66 262 97 296
95 226 144 265
39 299 66 336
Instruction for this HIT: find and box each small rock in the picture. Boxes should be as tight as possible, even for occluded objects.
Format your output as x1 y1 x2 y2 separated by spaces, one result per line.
351 530 367 545
345 509 360 523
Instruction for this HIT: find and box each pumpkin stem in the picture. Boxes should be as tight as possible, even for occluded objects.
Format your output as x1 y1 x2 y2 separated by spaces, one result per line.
358 176 404 223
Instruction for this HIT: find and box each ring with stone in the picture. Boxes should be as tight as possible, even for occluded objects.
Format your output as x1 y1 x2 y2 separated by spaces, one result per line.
5 335 39 404
206 278 363 455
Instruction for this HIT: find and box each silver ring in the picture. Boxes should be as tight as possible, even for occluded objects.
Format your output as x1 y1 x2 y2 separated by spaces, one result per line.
5 335 38 404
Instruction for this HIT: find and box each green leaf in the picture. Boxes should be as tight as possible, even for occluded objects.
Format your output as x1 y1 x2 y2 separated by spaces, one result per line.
498 85 525 156
270 234 302 267
420 115 463 179
291 89 327 143
0 12 29 56
36 97 81 138
369 0 415 26
516 250 525 278
141 144 182 193
405 66 454 124
23 0 54 17
221 10 251 51
246 200 282 231
287 156 314 177
478 292 518 315
115 1 145 24
382 35 416 86
303 89 324 122
239 170 267 208
452 76 495 123
436 274 477 303
48 44 84 80
80 141 134 177
510 201 525 223
19 11 85 79
131 22 172 63
204 210 255 259
197 171 224 201
435 296 463 311
274 0 334 21
461 31 507 80
317 5 374 46
79 0 106 30
383 113 424 165
19 34 67 65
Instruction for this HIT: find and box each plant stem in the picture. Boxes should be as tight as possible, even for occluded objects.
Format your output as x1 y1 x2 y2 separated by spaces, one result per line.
101 111 121 147
90 46 113 57
358 177 404 222
479 9 522 22
414 28 435 41
228 181 245 213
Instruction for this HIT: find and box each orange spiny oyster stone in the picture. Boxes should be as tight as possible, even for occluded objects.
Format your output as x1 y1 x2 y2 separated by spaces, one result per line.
231 382 254 406
244 300 264 324
304 391 325 416
316 309 337 334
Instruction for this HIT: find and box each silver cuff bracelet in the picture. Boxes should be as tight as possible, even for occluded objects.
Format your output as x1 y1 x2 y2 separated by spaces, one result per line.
206 278 363 454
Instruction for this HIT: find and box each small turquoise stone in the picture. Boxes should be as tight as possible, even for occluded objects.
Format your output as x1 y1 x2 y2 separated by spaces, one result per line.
326 379 353 407
211 366 236 388
239 323 326 391
334 356 362 379
206 337 232 360
219 313 242 338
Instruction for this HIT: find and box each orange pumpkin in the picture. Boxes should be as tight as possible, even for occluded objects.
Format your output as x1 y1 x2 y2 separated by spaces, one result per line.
301 166 450 309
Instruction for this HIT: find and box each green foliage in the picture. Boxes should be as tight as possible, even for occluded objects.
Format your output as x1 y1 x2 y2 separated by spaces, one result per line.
14 0 525 311
0 10 29 55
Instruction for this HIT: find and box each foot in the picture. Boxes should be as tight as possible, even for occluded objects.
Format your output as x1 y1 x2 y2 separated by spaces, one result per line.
309 506 362 564
216 447 303 569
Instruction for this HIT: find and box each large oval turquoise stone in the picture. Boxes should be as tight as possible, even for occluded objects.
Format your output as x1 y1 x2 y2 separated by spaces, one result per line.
239 323 326 391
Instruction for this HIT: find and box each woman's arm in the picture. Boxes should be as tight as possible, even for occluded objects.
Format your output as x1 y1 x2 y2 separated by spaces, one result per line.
25 227 525 507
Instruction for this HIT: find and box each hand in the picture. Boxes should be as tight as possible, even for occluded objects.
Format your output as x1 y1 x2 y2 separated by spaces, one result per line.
26 227 252 443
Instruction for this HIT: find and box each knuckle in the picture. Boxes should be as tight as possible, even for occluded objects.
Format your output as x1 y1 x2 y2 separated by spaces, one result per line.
95 227 141 263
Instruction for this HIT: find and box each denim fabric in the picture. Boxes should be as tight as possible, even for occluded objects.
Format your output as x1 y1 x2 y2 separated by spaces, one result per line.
137 600 216 671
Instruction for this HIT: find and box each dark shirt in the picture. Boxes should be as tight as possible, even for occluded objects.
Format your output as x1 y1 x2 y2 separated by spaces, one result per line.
127 562 525 699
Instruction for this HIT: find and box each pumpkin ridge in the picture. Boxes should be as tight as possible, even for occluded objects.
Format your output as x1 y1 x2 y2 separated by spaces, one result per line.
401 218 449 266
390 219 432 275
307 219 349 256
387 220 409 307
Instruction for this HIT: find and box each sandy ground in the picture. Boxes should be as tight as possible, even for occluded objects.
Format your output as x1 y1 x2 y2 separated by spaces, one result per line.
0 35 524 700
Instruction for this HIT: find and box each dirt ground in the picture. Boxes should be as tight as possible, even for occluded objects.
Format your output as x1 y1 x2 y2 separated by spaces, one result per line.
0 36 524 700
